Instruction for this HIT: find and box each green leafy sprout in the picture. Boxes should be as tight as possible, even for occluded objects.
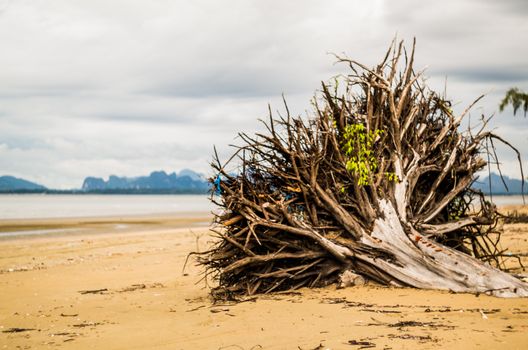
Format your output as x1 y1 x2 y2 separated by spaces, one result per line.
341 123 398 187
342 123 382 186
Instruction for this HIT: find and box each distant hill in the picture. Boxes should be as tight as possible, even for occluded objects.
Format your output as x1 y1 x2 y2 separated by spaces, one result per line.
81 169 209 194
4 170 518 195
472 173 525 194
0 176 47 191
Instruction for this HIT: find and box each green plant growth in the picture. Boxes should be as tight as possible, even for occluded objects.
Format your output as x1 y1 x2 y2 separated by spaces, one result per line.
342 123 382 186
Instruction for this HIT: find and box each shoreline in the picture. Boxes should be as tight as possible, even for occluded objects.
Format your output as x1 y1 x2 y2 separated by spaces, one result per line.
0 213 212 240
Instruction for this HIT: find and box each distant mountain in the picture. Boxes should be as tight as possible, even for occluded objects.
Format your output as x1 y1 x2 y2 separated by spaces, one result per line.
81 169 209 194
473 173 525 194
0 175 47 191
2 171 523 195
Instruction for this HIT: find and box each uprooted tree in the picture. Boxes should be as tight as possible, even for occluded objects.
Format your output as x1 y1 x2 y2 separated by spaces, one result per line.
196 40 528 299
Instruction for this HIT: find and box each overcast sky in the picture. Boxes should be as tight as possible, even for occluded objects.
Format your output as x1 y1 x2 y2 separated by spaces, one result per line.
0 0 527 189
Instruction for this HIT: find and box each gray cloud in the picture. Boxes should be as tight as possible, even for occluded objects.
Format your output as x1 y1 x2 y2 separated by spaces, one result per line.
0 0 527 188
143 68 306 98
483 0 528 15
435 66 528 83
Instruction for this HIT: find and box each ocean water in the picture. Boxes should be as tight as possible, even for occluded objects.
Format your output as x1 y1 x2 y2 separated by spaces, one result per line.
484 195 526 206
0 194 524 221
0 194 215 220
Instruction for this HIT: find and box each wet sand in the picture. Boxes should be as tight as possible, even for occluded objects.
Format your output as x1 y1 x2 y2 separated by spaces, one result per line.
1 210 527 349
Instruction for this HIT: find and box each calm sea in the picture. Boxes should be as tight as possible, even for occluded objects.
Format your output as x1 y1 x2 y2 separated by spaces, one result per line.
0 194 215 220
484 195 526 206
0 194 524 220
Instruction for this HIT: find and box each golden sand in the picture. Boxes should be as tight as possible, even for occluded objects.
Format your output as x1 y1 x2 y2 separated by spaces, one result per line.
1 210 527 349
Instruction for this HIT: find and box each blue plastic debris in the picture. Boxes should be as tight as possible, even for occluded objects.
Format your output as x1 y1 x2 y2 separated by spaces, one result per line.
214 174 222 195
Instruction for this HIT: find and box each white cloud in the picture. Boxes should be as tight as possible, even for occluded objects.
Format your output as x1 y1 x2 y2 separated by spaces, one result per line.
0 0 527 188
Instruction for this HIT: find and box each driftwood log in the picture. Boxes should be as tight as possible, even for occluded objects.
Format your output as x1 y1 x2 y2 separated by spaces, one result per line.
197 40 528 299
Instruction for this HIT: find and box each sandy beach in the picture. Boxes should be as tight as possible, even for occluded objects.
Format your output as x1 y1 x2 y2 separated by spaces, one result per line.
1 210 528 349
